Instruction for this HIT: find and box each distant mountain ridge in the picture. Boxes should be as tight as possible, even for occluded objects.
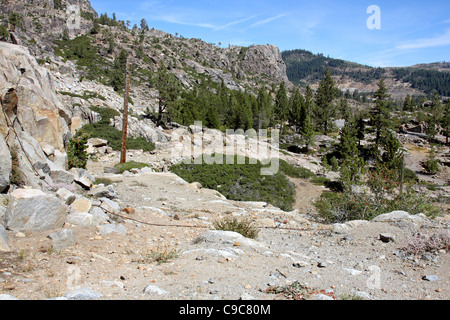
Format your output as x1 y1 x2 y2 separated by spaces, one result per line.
282 49 450 98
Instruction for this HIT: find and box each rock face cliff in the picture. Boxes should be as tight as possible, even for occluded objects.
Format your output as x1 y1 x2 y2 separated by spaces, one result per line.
0 0 290 96
0 42 69 151
0 0 96 45
227 45 290 84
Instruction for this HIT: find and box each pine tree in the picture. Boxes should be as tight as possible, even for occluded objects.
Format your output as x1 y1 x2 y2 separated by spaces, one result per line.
403 94 411 111
426 91 444 141
442 99 450 144
338 97 351 122
380 130 404 171
201 89 220 129
370 78 392 146
275 82 289 131
109 49 128 92
233 91 253 131
254 87 273 130
301 114 314 151
153 63 182 126
288 88 304 132
338 120 358 159
177 87 199 125
356 113 366 148
338 119 365 191
315 68 337 135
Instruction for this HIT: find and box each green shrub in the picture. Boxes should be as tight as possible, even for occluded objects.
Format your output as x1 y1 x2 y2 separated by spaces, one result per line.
67 133 89 169
424 158 439 175
170 155 296 211
310 176 330 185
213 216 260 239
278 160 315 179
94 177 114 186
0 24 9 41
403 168 418 183
9 147 24 186
314 187 440 223
423 147 439 175
114 161 150 174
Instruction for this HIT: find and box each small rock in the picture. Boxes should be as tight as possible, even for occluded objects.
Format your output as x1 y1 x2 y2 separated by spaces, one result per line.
0 294 20 300
239 293 255 300
99 224 127 236
379 233 395 243
308 293 334 300
143 285 168 295
88 138 108 148
92 185 118 200
66 212 94 227
293 261 309 268
64 287 103 300
342 234 354 241
422 275 439 282
48 229 76 252
70 197 92 214
70 168 94 190
56 188 76 205
342 267 362 276
188 182 202 189
122 207 135 214
352 290 372 300
318 262 327 268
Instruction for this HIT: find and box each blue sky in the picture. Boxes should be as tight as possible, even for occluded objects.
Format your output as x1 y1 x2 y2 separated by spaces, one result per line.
89 0 450 67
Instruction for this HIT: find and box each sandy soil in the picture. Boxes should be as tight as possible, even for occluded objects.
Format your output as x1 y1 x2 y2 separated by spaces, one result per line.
1 150 449 301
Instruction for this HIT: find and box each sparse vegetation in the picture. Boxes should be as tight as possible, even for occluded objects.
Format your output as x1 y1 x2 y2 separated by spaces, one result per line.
9 147 24 186
400 230 450 256
113 161 150 174
213 216 259 239
138 245 180 264
266 281 336 300
94 177 114 186
314 180 441 223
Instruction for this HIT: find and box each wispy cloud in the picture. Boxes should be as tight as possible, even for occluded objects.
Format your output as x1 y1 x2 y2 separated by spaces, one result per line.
150 12 260 31
214 15 261 31
396 29 450 50
250 13 288 28
155 15 217 29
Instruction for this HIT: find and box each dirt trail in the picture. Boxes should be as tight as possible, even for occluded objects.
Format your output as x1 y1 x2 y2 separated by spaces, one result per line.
1 151 449 301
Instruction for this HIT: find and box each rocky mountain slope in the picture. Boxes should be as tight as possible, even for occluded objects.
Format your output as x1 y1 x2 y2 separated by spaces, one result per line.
0 0 290 109
282 49 450 99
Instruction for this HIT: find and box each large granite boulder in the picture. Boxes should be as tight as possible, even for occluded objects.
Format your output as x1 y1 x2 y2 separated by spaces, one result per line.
5 188 67 232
